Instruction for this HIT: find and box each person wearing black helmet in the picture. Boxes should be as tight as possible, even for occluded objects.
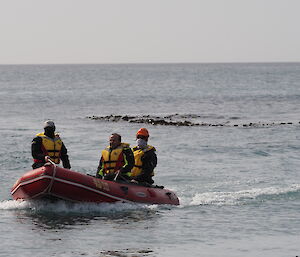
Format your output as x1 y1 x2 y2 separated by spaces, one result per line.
31 120 71 169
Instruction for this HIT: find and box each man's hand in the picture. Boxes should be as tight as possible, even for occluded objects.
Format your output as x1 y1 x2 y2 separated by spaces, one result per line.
44 156 51 162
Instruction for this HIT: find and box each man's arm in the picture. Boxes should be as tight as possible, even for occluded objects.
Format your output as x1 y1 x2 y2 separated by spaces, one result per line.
136 149 157 179
31 137 45 161
120 147 134 174
60 142 71 169
96 156 104 178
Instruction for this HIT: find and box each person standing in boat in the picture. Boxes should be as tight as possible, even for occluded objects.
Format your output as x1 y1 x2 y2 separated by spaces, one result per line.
31 120 71 169
130 128 157 185
96 133 134 180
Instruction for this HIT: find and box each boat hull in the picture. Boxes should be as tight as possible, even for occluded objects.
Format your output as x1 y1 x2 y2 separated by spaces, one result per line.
11 164 179 205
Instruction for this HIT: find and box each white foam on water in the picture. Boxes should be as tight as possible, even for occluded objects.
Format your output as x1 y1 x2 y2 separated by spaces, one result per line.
189 184 300 206
0 199 30 210
0 199 157 214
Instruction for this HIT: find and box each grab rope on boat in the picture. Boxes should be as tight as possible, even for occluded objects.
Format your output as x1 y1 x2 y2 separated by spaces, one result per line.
46 158 57 194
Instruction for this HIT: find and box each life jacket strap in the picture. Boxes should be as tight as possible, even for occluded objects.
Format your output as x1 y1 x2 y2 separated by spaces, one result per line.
103 160 117 164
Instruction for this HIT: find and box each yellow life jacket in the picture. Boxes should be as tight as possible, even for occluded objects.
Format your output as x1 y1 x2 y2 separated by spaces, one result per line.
131 145 155 177
101 143 130 175
36 132 63 164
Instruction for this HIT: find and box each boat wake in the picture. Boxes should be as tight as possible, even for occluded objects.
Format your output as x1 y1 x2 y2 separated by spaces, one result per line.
0 199 29 210
189 184 300 206
0 199 157 214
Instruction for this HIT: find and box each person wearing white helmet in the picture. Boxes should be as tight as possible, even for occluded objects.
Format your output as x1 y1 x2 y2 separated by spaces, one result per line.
31 120 71 169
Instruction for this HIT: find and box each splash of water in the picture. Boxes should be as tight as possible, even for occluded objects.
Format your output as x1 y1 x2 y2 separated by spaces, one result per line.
0 200 29 210
0 199 157 214
190 184 300 206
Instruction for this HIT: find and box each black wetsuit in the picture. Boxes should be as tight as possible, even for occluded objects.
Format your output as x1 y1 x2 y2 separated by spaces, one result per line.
96 146 134 180
31 130 71 169
132 146 157 185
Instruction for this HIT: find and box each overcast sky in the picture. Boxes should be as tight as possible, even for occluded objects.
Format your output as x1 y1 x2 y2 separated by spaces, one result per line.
1 0 300 64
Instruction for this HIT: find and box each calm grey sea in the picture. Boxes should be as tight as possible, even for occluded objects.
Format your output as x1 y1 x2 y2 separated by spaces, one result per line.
0 63 300 257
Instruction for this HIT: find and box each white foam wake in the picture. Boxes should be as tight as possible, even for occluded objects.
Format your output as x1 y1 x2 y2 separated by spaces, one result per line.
0 199 156 213
0 199 30 210
190 184 300 206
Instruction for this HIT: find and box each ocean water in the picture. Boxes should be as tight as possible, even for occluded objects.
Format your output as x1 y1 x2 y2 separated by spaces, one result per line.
0 63 299 257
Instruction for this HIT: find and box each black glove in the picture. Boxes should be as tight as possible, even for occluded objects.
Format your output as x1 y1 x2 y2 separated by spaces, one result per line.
95 173 103 179
103 173 115 181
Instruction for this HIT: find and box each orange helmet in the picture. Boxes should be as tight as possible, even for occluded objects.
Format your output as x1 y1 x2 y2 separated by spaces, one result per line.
136 128 149 137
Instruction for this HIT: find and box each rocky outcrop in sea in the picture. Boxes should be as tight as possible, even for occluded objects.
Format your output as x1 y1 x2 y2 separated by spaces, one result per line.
87 114 300 128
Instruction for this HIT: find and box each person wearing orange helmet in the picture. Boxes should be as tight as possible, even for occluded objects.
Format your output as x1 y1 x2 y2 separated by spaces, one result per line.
130 128 157 185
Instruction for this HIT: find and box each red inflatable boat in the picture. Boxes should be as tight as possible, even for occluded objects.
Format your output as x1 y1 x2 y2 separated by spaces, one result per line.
11 163 179 205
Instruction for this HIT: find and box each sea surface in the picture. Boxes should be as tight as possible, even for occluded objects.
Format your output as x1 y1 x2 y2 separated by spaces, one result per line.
0 63 299 257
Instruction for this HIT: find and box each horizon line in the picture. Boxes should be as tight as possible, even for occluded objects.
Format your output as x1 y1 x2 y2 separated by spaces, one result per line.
0 61 300 66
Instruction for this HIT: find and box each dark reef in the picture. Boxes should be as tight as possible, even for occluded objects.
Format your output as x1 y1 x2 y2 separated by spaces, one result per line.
87 114 299 128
